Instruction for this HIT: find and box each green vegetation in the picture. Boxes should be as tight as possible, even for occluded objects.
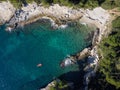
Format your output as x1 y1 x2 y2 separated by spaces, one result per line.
49 80 69 90
1 0 120 9
101 0 120 9
88 17 120 90
98 17 120 89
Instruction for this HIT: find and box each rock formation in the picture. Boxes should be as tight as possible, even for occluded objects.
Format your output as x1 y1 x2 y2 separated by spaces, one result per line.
0 1 15 25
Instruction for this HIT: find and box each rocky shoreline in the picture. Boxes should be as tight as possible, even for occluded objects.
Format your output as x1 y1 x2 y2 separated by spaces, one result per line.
0 1 110 31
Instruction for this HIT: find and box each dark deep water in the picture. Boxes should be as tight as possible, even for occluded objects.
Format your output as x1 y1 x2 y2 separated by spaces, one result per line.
0 22 94 90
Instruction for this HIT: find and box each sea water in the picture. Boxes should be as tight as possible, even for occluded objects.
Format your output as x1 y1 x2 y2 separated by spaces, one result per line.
0 21 94 90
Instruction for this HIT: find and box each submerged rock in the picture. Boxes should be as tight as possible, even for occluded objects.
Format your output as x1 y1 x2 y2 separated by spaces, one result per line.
60 55 76 68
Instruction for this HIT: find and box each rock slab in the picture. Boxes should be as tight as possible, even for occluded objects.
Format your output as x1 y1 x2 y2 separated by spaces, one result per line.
0 1 15 24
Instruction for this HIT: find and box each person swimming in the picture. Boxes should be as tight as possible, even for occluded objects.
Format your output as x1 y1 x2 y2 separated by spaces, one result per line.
37 63 42 67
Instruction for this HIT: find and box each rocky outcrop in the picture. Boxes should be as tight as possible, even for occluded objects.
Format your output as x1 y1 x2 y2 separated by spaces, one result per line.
0 1 15 25
83 46 99 90
5 3 110 32
41 79 74 90
0 1 111 32
6 3 83 30
80 7 110 27
41 80 56 90
0 2 111 34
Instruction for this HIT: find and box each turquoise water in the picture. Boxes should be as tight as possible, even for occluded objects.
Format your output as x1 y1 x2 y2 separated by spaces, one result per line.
0 22 93 90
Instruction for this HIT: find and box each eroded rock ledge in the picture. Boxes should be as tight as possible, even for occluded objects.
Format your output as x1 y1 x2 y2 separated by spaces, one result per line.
0 1 110 32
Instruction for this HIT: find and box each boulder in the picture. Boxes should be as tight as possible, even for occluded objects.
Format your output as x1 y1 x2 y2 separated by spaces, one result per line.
0 1 15 24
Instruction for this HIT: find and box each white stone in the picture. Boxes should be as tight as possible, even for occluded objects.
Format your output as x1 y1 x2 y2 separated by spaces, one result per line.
0 1 15 24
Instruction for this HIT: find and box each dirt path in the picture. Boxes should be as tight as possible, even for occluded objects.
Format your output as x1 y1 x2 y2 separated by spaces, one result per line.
108 8 120 16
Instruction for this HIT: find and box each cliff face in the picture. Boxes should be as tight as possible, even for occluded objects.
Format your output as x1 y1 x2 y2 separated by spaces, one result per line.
0 1 15 25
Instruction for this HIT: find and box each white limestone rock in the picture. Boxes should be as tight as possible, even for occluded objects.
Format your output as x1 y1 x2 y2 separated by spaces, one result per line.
0 1 15 24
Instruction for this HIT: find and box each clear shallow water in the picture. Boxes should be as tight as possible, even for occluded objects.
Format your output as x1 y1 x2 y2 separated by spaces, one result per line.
0 22 93 90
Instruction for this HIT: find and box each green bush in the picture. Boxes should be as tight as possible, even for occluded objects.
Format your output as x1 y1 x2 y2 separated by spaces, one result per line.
0 0 120 9
99 17 120 88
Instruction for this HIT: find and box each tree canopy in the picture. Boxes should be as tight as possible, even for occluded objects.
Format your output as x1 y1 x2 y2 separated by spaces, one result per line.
99 17 120 89
1 0 120 9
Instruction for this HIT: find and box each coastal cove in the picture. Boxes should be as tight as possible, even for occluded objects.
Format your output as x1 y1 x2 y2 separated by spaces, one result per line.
0 21 94 90
1 1 118 90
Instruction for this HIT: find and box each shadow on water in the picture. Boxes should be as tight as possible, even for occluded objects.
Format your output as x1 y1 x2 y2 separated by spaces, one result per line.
58 59 87 90
18 59 87 90
0 24 6 30
19 78 49 90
